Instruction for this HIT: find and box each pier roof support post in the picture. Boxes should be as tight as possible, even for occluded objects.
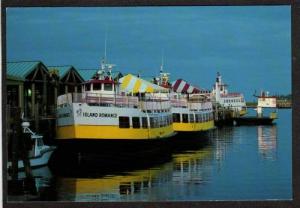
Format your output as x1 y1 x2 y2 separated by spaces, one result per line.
31 83 35 118
18 84 24 114
74 86 78 93
65 85 68 94
54 83 58 106
42 73 47 116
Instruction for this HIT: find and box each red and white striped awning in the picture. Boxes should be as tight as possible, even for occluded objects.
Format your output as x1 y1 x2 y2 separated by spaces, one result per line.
171 79 201 94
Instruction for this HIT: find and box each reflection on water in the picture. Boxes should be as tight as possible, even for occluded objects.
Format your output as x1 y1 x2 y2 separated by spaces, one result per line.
7 110 291 201
257 125 277 160
55 139 215 201
7 166 55 201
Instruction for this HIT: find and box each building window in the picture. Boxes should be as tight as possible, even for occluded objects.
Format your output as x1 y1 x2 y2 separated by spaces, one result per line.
93 83 102 90
182 114 189 123
172 113 180 123
119 116 130 128
142 117 148 128
132 117 140 128
104 83 113 91
85 84 91 91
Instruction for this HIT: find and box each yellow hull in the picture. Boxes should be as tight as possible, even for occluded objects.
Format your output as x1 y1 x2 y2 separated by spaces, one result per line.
57 124 174 140
172 120 214 132
239 109 247 116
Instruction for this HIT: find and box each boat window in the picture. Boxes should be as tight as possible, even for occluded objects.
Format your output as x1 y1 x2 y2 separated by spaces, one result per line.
172 113 180 123
182 114 189 123
142 117 148 128
169 115 173 124
93 83 102 91
150 117 155 128
119 116 130 128
85 84 91 91
104 83 113 91
195 114 200 122
160 117 165 127
189 114 194 123
132 117 140 128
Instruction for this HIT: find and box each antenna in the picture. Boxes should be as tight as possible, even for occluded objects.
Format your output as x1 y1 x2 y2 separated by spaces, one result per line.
160 49 164 73
104 31 107 63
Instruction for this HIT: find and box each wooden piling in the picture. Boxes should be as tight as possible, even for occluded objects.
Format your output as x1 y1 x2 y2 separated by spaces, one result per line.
35 102 39 132
11 108 19 180
11 107 33 180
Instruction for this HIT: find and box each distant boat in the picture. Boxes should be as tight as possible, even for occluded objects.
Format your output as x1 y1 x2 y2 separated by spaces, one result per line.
7 121 56 170
233 90 278 126
211 72 247 116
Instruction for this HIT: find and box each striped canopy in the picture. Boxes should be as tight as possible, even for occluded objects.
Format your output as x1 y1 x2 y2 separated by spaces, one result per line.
119 74 169 93
171 79 201 94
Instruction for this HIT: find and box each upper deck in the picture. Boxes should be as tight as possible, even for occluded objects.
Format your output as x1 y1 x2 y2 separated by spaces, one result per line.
57 92 171 113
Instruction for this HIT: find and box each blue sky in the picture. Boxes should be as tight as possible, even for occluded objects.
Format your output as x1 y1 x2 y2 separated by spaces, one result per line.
6 6 291 100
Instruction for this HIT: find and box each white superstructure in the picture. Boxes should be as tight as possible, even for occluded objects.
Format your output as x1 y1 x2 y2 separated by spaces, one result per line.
211 72 247 115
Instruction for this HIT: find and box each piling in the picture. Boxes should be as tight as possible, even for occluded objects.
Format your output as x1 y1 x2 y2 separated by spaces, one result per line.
11 108 33 179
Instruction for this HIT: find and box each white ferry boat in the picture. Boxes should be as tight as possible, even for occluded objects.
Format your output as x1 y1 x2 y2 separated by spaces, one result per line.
56 60 175 144
157 70 214 133
211 72 247 116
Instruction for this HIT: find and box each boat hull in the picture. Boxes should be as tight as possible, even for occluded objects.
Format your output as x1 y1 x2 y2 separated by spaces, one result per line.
57 124 174 140
57 102 175 140
234 117 275 126
7 147 55 170
172 120 214 132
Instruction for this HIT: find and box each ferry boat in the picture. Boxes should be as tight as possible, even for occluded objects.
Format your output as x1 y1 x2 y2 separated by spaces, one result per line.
56 59 175 149
156 67 214 134
211 72 247 116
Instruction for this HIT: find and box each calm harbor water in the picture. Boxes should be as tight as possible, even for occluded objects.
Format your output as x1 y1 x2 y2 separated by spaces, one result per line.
8 109 292 201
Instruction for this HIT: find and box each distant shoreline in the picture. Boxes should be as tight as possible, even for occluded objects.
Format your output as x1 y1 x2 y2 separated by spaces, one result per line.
246 100 292 108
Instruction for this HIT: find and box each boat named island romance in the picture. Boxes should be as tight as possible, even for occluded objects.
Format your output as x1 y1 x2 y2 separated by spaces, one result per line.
211 72 247 116
56 59 175 148
156 67 214 134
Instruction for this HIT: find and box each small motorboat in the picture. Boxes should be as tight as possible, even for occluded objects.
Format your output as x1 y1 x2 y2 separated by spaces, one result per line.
7 121 56 170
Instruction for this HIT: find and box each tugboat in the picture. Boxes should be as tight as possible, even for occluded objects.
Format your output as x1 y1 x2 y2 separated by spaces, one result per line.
211 72 247 117
233 91 277 126
56 57 175 152
156 62 214 136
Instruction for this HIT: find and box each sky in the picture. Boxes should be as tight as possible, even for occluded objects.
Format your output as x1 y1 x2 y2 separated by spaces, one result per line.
6 6 291 101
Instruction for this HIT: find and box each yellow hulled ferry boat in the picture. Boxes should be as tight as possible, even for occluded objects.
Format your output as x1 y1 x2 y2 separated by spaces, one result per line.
156 69 214 134
56 60 175 145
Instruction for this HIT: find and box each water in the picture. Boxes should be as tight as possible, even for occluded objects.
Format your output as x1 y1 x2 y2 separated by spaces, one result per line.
7 109 292 201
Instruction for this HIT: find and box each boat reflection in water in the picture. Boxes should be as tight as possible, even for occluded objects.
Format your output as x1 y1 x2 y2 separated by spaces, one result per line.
7 166 55 201
54 138 215 202
257 125 277 160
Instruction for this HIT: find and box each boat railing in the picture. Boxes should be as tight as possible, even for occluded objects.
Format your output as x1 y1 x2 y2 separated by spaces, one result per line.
170 98 212 109
57 93 172 111
139 100 171 112
57 93 139 108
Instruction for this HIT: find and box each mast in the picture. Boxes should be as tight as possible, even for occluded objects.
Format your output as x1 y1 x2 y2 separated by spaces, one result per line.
98 33 115 80
160 50 164 73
